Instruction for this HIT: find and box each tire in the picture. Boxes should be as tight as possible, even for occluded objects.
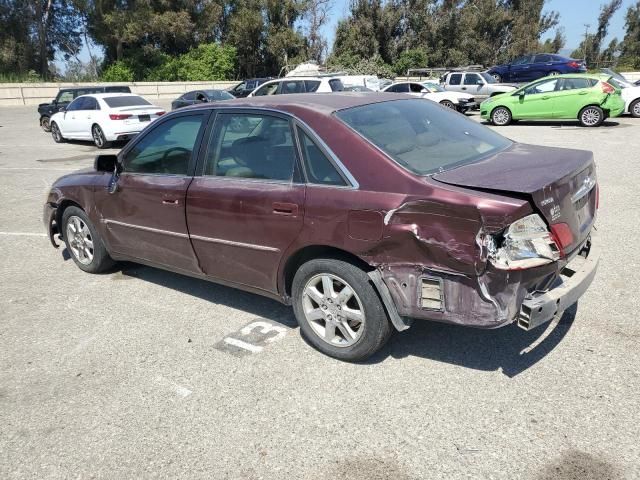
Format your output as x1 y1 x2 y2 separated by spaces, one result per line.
491 73 502 82
578 105 604 127
549 70 561 76
629 99 640 118
292 258 393 361
40 116 51 132
61 206 115 273
51 122 65 143
491 106 512 126
439 100 456 110
92 124 111 149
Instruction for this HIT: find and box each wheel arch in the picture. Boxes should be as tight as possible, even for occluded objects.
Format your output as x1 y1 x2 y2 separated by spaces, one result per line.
55 199 84 240
578 104 605 119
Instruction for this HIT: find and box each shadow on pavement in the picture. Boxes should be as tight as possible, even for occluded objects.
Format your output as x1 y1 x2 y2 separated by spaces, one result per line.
116 262 575 377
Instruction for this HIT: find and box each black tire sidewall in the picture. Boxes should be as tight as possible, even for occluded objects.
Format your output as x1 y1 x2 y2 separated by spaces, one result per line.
61 206 114 273
292 258 392 362
630 99 640 118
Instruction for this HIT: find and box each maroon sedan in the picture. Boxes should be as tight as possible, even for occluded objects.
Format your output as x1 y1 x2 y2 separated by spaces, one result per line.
44 94 599 361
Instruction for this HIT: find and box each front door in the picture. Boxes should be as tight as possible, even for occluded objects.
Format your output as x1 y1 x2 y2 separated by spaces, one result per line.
96 111 209 273
517 78 559 118
186 111 305 293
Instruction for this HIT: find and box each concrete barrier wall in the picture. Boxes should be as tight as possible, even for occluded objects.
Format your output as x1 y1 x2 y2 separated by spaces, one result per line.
0 81 238 107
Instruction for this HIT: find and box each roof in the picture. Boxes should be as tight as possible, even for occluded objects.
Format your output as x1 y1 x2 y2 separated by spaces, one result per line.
186 92 414 116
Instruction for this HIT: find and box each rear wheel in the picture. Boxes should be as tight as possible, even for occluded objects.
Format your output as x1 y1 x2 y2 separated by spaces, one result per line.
51 122 65 143
62 206 115 273
92 124 111 149
40 116 51 132
579 106 604 127
491 73 502 82
629 99 640 118
439 99 456 110
491 106 512 126
292 258 392 361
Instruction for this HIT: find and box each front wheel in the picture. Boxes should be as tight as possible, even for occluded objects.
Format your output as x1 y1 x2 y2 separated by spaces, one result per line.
292 259 393 361
579 106 604 127
491 106 512 126
40 116 51 132
629 99 640 118
62 206 115 273
92 124 111 149
439 100 456 110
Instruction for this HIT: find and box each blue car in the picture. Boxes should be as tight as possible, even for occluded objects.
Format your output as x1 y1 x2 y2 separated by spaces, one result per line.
487 53 586 83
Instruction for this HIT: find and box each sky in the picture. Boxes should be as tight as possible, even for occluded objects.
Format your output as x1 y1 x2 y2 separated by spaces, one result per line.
59 0 636 73
323 0 635 54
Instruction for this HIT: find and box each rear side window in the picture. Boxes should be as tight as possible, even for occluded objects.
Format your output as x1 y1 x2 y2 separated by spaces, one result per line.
305 80 321 92
559 78 593 90
253 83 279 96
182 92 196 101
464 74 482 85
123 115 205 175
448 74 462 85
534 54 552 63
66 97 84 111
56 91 74 103
329 79 344 91
387 84 409 93
204 114 296 181
281 81 304 94
336 99 511 175
103 96 151 108
297 127 346 186
83 97 99 110
409 83 426 93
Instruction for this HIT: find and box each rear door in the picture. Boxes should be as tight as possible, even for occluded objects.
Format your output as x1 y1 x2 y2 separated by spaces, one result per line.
553 77 596 118
186 110 305 293
96 112 209 272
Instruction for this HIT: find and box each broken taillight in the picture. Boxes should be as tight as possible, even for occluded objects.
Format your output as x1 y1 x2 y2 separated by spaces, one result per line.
550 223 574 256
601 82 616 94
488 214 560 270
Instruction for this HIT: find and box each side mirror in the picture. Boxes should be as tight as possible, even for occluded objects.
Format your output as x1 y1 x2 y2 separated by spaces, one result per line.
519 92 526 100
94 154 118 173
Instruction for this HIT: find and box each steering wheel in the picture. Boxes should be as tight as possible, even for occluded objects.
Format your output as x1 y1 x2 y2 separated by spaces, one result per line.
160 147 190 172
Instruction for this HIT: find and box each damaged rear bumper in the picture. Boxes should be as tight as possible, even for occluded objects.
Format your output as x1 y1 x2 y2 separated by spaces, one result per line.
517 238 599 330
374 237 599 330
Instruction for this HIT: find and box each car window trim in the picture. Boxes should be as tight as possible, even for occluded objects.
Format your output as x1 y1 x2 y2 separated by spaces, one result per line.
117 110 212 178
194 107 304 184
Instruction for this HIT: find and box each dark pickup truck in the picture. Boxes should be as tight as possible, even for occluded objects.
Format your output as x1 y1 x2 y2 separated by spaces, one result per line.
38 85 131 132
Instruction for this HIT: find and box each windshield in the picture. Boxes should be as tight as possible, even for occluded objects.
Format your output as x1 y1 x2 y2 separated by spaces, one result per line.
336 99 512 175
103 96 151 108
481 72 497 84
423 82 445 92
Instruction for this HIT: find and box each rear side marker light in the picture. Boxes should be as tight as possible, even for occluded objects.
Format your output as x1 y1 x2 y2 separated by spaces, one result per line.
109 113 132 120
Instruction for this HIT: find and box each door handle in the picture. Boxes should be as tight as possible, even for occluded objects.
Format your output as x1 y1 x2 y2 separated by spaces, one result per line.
461 87 466 90
542 96 550 100
162 199 180 205
579 91 588 95
272 202 298 216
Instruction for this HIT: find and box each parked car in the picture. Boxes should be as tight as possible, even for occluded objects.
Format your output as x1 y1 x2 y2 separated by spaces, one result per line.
44 94 599 361
38 85 131 132
228 78 274 98
49 93 165 148
441 71 516 101
337 75 381 91
487 54 586 83
171 89 234 110
382 81 476 112
248 76 345 96
480 74 625 127
599 69 640 118
422 81 477 113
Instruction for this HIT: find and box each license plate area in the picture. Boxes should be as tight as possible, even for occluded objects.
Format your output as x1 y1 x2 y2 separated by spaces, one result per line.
138 114 150 122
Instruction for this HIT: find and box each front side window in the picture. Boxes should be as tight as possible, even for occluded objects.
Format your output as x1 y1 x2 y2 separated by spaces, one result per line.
512 55 532 65
83 97 99 110
123 114 204 175
464 74 482 85
329 79 344 91
409 83 427 93
297 127 346 186
448 74 462 85
233 82 246 92
336 99 511 175
305 80 321 92
281 81 304 94
253 83 278 96
66 97 84 111
56 91 74 103
524 79 558 95
388 83 409 93
182 92 196 101
204 114 296 181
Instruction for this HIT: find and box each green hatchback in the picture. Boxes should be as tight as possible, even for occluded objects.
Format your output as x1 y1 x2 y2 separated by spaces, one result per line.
480 74 625 127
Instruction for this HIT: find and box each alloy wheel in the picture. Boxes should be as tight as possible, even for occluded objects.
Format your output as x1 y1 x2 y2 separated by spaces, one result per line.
66 215 94 265
41 117 50 132
92 126 105 147
52 124 61 142
581 108 601 126
440 100 456 109
302 273 365 347
633 102 640 117
492 108 510 126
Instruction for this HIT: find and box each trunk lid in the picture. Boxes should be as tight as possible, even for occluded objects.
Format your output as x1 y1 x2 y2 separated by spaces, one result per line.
433 143 597 254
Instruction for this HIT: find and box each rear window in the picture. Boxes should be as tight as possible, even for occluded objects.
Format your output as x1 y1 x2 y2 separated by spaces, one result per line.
103 96 151 108
336 99 511 175
329 79 344 92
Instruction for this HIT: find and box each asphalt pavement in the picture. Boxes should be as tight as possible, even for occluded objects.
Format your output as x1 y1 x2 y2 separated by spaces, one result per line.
1 102 639 479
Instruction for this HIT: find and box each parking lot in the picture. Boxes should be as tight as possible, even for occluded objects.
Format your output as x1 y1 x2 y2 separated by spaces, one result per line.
1 101 639 479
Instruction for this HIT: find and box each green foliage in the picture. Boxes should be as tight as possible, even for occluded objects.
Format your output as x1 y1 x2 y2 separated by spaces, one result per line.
328 54 395 78
147 44 236 81
620 1 640 69
392 49 429 76
101 61 134 82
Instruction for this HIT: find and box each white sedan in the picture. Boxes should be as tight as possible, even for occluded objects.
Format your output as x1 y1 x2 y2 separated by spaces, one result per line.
50 93 165 148
381 81 477 113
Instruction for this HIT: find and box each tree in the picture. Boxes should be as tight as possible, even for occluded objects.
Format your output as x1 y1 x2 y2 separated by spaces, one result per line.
303 0 333 63
226 0 266 77
571 0 623 65
619 1 640 69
